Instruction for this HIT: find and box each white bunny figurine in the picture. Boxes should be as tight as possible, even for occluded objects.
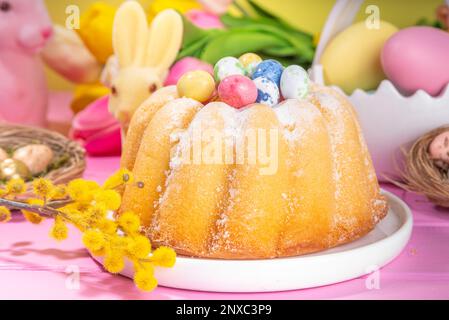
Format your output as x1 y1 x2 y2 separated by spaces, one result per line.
109 1 183 133
0 0 53 127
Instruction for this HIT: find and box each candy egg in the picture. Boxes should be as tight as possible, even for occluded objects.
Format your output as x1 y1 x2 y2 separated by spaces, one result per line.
218 75 258 109
252 59 284 86
280 65 310 99
177 70 216 103
253 77 280 107
13 144 54 175
214 57 246 82
239 53 262 77
165 57 214 86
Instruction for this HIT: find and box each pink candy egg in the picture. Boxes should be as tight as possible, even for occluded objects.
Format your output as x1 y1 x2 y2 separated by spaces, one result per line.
381 27 449 96
218 75 258 109
165 57 214 86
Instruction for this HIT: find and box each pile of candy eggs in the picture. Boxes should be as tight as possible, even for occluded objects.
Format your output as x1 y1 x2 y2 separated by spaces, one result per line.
176 53 310 109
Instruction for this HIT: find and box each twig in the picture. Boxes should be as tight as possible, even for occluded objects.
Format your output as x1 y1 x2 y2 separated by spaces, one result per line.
0 198 70 220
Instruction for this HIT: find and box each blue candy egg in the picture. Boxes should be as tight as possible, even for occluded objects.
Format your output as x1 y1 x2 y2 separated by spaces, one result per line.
253 77 280 107
252 60 284 86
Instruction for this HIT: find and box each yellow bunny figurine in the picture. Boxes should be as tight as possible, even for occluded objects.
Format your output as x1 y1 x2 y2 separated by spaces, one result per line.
109 1 183 133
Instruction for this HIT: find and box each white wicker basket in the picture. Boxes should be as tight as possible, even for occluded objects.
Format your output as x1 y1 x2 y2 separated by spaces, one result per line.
310 0 449 181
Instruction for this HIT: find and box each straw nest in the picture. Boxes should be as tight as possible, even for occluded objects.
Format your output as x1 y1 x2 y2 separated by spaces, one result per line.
0 124 86 197
393 126 449 207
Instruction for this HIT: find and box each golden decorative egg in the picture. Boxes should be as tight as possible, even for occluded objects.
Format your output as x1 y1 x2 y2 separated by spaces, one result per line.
0 159 31 181
13 144 54 175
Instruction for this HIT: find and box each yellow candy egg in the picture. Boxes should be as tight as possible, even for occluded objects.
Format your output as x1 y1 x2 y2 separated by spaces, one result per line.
239 53 262 76
177 70 215 103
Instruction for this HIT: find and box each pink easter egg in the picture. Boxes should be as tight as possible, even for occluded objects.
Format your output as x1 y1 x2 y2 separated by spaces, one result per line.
218 75 258 109
164 57 214 86
381 27 449 96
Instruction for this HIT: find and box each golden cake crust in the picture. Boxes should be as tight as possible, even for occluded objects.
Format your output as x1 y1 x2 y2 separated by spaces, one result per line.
121 84 388 260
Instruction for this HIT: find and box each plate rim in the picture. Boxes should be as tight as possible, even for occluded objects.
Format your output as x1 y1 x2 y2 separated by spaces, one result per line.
92 188 413 292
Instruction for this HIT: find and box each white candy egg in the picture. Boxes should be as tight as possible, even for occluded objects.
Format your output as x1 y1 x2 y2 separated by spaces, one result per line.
280 65 310 100
214 57 246 82
253 77 280 107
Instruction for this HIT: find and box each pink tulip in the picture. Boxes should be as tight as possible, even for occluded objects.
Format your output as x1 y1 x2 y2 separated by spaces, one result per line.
71 96 122 156
185 9 225 29
198 0 233 15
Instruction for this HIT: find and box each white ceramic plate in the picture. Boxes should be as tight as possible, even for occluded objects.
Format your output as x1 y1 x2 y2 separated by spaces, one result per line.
93 189 412 293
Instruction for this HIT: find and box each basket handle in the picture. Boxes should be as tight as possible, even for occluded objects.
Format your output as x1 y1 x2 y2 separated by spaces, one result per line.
310 0 364 84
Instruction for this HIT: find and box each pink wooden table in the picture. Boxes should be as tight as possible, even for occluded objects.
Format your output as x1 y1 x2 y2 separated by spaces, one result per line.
0 155 449 300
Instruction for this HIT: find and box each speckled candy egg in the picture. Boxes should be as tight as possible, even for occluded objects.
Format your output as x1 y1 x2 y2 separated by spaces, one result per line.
280 65 310 99
253 77 280 107
218 75 258 109
429 131 449 168
252 59 284 86
214 57 246 82
239 53 262 77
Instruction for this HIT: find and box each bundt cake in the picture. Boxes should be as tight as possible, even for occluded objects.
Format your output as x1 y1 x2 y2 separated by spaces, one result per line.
118 82 388 259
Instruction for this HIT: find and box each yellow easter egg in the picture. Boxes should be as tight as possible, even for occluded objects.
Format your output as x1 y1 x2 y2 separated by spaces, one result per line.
320 21 398 94
239 53 262 67
177 71 215 103
239 53 262 75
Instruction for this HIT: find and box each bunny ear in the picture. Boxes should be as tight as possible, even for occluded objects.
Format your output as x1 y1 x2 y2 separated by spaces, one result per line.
145 9 183 76
113 1 148 68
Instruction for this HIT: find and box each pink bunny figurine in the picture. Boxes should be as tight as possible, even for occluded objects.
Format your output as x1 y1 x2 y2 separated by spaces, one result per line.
0 0 53 127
